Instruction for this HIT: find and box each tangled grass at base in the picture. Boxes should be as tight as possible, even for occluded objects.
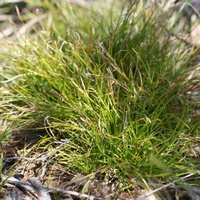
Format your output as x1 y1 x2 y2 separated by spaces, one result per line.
1 0 199 183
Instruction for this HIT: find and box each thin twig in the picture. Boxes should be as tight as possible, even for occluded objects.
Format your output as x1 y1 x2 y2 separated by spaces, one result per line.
2 174 105 200
138 173 195 199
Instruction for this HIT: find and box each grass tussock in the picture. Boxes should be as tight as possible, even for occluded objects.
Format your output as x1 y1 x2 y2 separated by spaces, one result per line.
0 0 200 193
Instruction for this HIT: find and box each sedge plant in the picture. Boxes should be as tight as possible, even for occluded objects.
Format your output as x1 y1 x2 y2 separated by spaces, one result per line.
0 0 199 198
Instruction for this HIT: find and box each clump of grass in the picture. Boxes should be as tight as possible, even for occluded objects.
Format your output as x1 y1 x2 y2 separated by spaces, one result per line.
0 0 199 194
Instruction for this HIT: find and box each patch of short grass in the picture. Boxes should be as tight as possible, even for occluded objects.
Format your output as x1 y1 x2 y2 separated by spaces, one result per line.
0 0 199 196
